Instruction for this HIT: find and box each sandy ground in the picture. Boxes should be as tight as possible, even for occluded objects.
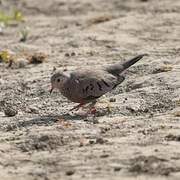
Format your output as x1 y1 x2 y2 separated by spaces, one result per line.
0 0 180 179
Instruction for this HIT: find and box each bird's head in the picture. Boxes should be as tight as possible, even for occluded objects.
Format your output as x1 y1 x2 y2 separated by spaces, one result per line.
50 71 70 93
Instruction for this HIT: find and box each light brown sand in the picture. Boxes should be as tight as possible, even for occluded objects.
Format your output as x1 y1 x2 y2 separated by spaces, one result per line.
0 0 180 179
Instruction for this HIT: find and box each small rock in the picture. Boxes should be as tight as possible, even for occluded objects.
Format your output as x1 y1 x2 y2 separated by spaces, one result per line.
100 126 110 134
114 167 121 171
65 53 70 57
100 154 109 158
28 52 47 64
126 106 136 113
71 52 76 56
165 134 180 141
96 137 107 144
89 140 95 144
109 97 116 102
4 107 18 117
17 58 28 68
65 170 75 176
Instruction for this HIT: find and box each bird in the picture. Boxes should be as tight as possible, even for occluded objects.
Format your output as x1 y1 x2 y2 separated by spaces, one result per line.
50 54 147 113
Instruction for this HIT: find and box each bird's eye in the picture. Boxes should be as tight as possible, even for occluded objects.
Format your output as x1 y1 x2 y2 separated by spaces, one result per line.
57 79 60 82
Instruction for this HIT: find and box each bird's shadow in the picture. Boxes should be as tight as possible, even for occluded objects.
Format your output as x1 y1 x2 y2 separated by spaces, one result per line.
4 109 112 131
5 113 86 131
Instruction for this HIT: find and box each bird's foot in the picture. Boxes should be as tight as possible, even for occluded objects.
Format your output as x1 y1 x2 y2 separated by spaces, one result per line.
88 106 97 114
70 101 97 116
85 101 97 114
70 103 85 111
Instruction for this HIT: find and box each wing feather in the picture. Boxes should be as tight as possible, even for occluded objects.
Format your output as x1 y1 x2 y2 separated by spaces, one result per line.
70 70 123 101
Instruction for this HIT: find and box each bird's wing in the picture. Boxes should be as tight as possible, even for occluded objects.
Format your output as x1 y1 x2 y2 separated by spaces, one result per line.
70 70 124 101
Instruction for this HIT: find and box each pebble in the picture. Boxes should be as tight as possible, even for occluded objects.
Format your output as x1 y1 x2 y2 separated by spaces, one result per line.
4 107 18 117
66 170 75 176
65 53 70 57
71 52 76 56
100 154 109 158
17 58 29 68
96 137 107 144
109 97 116 102
114 167 121 171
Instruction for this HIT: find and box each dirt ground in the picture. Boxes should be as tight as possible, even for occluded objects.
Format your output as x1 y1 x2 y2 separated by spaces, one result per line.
0 0 180 179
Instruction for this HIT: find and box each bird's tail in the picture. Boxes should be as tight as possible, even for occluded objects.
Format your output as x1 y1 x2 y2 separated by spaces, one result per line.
106 54 148 75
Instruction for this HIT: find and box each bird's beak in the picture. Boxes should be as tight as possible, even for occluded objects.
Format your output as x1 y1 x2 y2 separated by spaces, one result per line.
49 86 54 94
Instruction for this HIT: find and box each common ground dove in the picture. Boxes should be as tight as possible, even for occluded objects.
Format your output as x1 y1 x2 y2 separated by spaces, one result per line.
50 54 147 112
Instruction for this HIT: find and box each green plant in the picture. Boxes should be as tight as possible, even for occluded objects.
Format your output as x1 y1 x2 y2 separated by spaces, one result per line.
0 50 16 64
0 9 24 25
19 26 29 42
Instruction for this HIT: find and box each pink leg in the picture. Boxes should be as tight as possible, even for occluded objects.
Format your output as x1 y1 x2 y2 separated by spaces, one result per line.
70 103 85 111
89 106 97 114
86 101 97 114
